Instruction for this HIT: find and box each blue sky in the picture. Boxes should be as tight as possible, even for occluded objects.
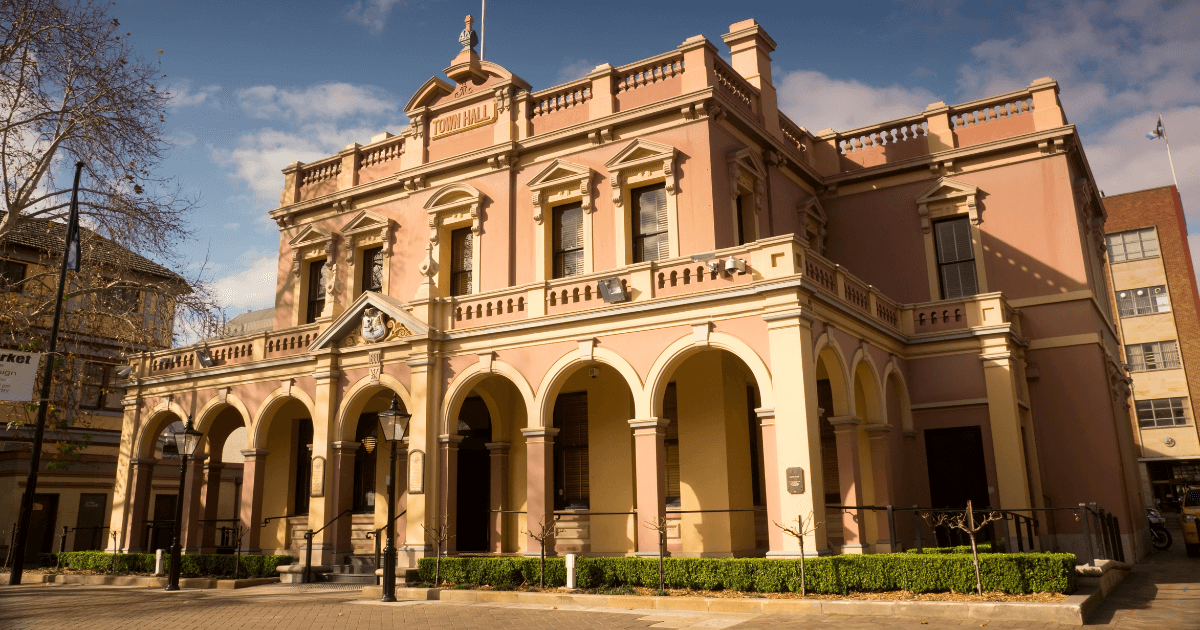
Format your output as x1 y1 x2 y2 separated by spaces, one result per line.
113 0 1200 316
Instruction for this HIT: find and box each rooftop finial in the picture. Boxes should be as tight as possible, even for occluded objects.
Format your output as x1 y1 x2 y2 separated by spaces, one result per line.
459 15 479 52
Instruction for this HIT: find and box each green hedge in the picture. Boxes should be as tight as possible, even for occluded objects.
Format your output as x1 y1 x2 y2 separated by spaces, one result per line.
41 552 293 578
418 553 1075 595
905 541 1005 554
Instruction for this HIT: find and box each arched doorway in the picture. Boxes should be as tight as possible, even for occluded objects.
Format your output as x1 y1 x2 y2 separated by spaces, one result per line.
455 396 491 551
814 344 850 549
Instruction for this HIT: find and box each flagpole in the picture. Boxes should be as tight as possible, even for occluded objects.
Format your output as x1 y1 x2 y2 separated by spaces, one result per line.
1161 114 1180 189
480 0 486 60
8 161 85 586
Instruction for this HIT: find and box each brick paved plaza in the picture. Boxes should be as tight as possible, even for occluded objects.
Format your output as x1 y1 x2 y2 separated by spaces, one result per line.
1 550 1196 629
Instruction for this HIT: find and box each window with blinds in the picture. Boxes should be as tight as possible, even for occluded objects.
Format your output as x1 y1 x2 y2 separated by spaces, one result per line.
1127 340 1182 372
1135 397 1189 428
1106 227 1159 263
934 218 979 299
1116 285 1171 317
632 183 668 263
450 227 473 296
553 202 584 278
306 259 327 324
361 247 383 293
663 383 680 508
553 392 589 510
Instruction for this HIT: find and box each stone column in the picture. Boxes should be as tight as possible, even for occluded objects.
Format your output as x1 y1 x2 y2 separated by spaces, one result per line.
122 458 156 552
239 449 269 553
199 462 225 552
329 441 359 558
402 357 435 566
982 346 1033 540
865 424 895 552
438 435 463 553
521 427 558 556
307 352 342 566
762 308 828 557
630 419 667 555
829 416 869 553
486 442 510 553
756 409 783 552
180 456 207 553
108 400 142 553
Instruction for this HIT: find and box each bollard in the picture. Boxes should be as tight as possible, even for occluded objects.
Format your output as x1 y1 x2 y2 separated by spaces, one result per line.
566 553 576 589
886 506 896 553
304 531 314 584
155 549 165 576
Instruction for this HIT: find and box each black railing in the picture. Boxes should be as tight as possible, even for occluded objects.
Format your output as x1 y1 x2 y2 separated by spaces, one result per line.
302 509 352 583
366 510 406 584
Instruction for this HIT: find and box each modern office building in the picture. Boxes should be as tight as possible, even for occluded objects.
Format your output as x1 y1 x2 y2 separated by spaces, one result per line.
106 17 1146 575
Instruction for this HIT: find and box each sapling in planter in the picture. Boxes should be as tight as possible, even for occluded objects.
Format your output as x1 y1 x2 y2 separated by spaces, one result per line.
922 500 1004 595
772 511 821 596
641 517 670 593
524 518 559 588
422 516 453 586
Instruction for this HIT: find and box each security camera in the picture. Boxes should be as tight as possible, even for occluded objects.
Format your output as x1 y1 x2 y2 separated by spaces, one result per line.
724 256 746 274
115 365 134 379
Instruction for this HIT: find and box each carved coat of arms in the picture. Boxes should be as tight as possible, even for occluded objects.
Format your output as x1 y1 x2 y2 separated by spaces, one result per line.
361 307 389 342
340 306 415 348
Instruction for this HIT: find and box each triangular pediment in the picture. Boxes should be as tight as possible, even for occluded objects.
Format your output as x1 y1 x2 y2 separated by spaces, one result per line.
728 148 766 178
916 177 978 205
525 159 592 190
287 224 333 248
342 209 390 236
604 138 676 171
308 291 429 351
798 195 827 224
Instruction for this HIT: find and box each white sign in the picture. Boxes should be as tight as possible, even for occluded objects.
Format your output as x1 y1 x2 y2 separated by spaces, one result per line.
0 350 41 402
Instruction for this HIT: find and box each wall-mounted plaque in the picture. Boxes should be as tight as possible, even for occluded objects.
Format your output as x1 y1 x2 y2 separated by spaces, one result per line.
310 456 325 497
786 467 805 494
408 450 425 494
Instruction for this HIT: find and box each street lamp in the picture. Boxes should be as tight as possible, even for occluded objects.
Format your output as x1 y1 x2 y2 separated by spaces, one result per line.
166 416 202 592
376 393 411 602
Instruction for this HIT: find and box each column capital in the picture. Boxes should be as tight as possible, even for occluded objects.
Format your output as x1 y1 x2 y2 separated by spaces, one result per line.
762 306 816 327
203 461 226 471
331 441 359 452
628 417 669 430
828 415 862 431
485 441 511 451
239 448 270 461
131 458 158 466
755 407 776 424
863 423 891 436
521 427 559 440
438 434 466 445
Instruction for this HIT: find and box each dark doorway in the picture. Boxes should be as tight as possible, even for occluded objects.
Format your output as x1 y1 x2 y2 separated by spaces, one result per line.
924 425 992 545
150 493 176 551
74 493 107 551
294 418 313 515
817 379 839 506
353 414 378 514
23 494 59 563
456 396 492 552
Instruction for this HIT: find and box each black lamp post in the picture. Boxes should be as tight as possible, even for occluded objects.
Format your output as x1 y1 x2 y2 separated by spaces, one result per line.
166 416 201 592
376 394 411 602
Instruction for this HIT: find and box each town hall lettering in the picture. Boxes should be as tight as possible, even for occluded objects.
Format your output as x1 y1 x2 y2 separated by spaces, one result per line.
430 102 497 139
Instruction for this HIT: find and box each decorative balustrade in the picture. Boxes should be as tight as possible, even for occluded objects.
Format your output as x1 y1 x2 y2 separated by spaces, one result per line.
149 350 195 374
359 137 404 169
712 59 757 113
843 279 870 312
837 116 928 155
779 115 808 154
652 256 749 298
799 249 901 333
950 96 1033 129
803 255 837 294
265 326 317 356
208 340 253 365
911 302 969 334
545 271 631 316
615 54 684 93
451 288 529 329
530 80 592 118
299 159 341 186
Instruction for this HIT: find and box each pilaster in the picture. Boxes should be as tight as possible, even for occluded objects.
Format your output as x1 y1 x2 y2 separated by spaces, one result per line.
486 442 511 553
630 418 668 555
437 434 464 553
829 416 869 553
865 424 895 552
521 427 559 556
402 357 437 564
306 353 340 565
982 345 1033 536
199 462 225 552
239 449 270 553
180 456 207 553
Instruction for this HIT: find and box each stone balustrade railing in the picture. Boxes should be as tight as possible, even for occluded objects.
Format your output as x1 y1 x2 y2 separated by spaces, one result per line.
614 53 684 94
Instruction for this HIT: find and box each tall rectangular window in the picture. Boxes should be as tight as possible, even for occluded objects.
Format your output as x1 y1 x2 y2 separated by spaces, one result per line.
1116 285 1171 317
306 259 327 324
663 383 680 508
632 183 668 263
553 392 589 510
735 195 756 245
934 217 978 299
1106 228 1159 263
1127 340 1183 372
553 202 584 279
450 227 473 296
1135 397 1189 428
0 259 26 291
361 247 383 294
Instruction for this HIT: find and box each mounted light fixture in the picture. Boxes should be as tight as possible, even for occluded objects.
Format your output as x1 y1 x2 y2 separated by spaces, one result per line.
115 365 134 379
597 277 628 304
362 436 377 453
195 348 214 368
588 367 600 379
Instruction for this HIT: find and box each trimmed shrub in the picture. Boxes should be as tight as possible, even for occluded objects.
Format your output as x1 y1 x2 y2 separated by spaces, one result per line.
904 541 1005 554
424 552 1075 595
45 552 293 578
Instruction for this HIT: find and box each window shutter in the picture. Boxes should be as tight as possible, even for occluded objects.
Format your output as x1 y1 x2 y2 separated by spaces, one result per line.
451 228 473 296
554 392 589 507
935 219 978 298
632 184 669 262
663 383 680 504
553 204 584 278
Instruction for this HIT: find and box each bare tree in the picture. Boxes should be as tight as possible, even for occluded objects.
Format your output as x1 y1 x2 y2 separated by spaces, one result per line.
773 511 821 596
422 516 452 586
922 500 1003 596
641 517 668 592
523 518 558 588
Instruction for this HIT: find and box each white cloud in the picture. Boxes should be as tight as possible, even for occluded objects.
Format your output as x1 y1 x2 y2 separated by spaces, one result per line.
237 83 398 122
557 59 595 84
342 0 403 36
223 222 240 230
777 70 938 133
210 253 278 312
169 84 221 109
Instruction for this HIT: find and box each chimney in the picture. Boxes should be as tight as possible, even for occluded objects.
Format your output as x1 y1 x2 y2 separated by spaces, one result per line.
722 19 782 140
